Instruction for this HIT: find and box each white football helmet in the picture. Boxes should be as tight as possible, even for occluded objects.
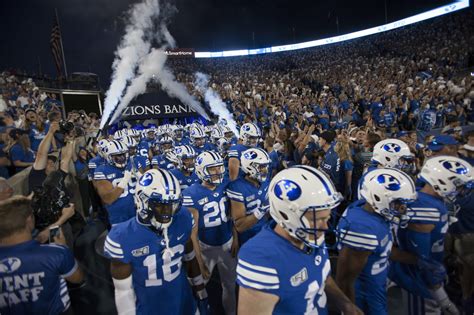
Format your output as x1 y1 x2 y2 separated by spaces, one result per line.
190 125 207 148
204 125 214 136
372 139 415 173
195 151 225 185
359 168 417 227
113 129 126 140
106 140 129 169
419 156 474 202
172 124 184 141
157 135 174 153
240 123 261 147
269 165 343 248
210 127 225 145
175 145 197 172
216 138 231 156
241 148 271 183
97 139 109 159
135 169 182 260
221 125 235 141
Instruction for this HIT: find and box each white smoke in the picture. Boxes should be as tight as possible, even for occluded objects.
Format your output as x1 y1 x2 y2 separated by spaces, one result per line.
100 0 160 128
194 72 239 137
110 49 168 123
101 0 210 127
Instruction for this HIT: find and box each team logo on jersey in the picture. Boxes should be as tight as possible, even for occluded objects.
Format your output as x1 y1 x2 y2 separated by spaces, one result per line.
132 246 150 257
139 172 153 186
274 179 302 201
0 257 22 273
314 255 322 266
213 192 219 197
243 151 258 160
376 174 401 191
383 143 401 153
442 160 468 175
290 267 308 287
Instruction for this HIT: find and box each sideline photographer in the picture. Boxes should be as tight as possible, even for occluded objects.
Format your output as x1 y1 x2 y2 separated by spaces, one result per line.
28 121 77 247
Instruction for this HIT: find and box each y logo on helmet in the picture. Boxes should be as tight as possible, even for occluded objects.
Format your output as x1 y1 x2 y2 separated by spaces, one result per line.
442 160 468 175
242 125 251 132
383 143 401 153
244 151 258 160
0 257 22 273
139 173 153 186
274 180 302 201
376 174 401 191
175 147 182 154
196 156 203 165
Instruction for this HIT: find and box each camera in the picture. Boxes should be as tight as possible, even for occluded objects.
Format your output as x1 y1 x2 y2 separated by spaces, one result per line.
59 120 75 134
31 171 70 230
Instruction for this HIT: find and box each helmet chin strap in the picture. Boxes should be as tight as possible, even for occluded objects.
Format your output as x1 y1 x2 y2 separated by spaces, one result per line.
150 218 174 260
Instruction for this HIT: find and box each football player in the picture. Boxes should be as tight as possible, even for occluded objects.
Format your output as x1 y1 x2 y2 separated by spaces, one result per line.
227 148 271 245
151 135 176 170
390 156 473 315
88 139 109 181
183 151 238 315
189 125 214 154
336 168 417 314
228 123 261 180
170 145 200 190
104 169 209 315
93 140 138 225
236 165 362 314
172 124 187 146
122 135 150 174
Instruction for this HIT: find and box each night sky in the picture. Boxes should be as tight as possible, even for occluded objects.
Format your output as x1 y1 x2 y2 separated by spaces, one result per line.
0 0 453 87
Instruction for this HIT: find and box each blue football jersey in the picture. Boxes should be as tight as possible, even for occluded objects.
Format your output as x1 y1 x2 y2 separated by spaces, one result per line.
93 164 137 225
0 240 77 315
182 183 233 246
320 146 343 192
389 191 448 299
137 140 152 158
191 142 215 155
337 200 393 315
237 224 331 315
226 178 269 244
88 155 106 180
131 155 150 172
104 209 196 315
170 168 200 190
151 154 176 170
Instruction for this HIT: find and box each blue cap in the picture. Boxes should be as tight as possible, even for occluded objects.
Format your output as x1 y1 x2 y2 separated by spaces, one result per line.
427 135 459 151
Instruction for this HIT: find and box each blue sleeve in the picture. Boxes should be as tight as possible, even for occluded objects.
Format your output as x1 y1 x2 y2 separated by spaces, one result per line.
182 191 195 208
337 217 379 252
237 246 280 294
93 165 107 181
344 160 353 172
10 145 24 161
226 182 245 202
104 227 130 263
404 228 431 257
57 246 78 277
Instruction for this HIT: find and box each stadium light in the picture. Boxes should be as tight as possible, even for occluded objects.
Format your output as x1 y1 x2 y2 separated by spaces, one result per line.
194 0 469 58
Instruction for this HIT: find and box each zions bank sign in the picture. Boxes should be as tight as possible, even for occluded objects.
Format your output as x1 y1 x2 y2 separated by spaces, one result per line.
122 91 199 120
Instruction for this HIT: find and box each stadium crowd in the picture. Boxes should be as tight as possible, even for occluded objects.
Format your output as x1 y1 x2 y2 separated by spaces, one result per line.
0 8 473 315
